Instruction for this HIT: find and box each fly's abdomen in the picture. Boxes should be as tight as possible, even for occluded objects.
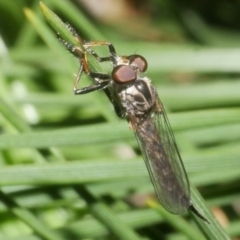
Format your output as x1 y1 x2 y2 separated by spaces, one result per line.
135 117 191 214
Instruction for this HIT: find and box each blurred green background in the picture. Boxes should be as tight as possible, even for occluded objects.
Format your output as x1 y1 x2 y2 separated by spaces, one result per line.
0 0 240 240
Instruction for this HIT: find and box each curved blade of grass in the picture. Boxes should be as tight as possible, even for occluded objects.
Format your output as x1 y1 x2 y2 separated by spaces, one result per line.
189 187 231 240
39 1 101 74
39 2 79 48
148 191 231 240
24 7 76 74
147 200 206 240
48 0 105 40
38 2 117 122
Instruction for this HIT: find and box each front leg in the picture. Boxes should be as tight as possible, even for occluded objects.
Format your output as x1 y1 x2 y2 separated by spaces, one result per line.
62 40 116 63
83 41 117 63
74 81 110 95
73 62 111 94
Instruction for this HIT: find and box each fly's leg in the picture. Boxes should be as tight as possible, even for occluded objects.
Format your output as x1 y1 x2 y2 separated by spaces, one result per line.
59 22 116 62
73 55 111 95
83 41 117 63
73 80 109 94
73 58 124 116
76 47 124 117
63 41 115 94
63 40 116 63
59 26 121 112
59 34 117 92
73 70 110 94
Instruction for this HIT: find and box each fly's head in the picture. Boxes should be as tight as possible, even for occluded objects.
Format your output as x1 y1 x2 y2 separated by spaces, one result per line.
127 54 148 72
111 54 148 87
111 54 156 117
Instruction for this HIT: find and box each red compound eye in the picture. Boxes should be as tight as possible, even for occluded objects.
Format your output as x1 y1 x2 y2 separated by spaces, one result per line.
112 65 137 83
128 54 148 72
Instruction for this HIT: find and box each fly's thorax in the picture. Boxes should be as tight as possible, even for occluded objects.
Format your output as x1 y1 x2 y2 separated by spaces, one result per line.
115 77 157 116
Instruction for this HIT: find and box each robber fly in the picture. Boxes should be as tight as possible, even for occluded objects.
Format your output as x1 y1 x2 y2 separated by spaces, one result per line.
59 23 209 223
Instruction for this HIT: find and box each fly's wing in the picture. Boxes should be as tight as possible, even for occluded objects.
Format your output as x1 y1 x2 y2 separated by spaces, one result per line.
133 97 191 214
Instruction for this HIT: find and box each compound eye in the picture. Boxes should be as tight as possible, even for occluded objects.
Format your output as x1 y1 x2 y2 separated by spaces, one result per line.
112 65 136 83
128 54 148 72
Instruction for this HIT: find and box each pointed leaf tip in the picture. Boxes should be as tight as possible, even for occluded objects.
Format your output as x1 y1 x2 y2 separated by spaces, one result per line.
23 8 34 20
39 1 46 12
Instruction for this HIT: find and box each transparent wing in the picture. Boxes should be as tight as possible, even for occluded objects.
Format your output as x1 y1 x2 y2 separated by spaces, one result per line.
132 97 191 214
